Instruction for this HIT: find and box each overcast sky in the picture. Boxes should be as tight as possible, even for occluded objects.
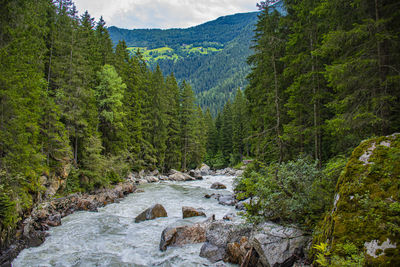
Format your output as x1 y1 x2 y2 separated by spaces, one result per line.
73 0 259 29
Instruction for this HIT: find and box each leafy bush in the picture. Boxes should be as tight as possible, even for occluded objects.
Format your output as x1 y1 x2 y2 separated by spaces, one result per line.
235 156 344 229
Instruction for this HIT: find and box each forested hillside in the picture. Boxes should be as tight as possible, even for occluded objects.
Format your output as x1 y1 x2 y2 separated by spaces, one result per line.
108 12 260 115
0 0 208 250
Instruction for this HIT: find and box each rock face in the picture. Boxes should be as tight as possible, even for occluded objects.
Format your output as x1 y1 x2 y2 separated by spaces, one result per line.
200 220 310 266
135 204 168 223
211 182 227 189
182 206 206 218
313 134 400 266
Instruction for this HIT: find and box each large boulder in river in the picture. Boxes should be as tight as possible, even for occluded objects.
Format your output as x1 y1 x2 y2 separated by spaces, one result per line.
313 134 400 266
182 206 206 218
160 222 208 251
211 182 227 190
200 220 253 263
218 195 236 206
199 163 211 176
135 204 168 223
168 169 195 181
251 222 310 267
200 220 310 266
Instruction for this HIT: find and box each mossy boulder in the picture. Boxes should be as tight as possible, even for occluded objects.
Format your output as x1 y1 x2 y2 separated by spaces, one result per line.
313 134 400 265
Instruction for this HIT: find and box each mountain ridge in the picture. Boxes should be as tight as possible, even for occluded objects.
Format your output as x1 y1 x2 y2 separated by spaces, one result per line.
108 11 260 115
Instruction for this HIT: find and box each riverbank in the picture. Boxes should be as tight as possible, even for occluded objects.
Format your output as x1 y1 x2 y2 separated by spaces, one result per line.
0 181 136 267
2 165 244 266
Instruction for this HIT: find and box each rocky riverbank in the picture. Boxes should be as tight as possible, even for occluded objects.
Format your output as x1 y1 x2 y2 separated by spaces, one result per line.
1 164 243 267
0 181 136 267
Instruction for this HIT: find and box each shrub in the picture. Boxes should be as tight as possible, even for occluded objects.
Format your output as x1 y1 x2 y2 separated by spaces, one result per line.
235 156 343 229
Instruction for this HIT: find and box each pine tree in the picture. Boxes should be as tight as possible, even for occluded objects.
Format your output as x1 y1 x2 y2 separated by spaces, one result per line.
164 73 182 171
232 89 248 164
95 64 127 155
179 81 196 170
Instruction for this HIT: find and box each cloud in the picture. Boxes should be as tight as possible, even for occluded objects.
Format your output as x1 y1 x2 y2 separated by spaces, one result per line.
73 0 258 29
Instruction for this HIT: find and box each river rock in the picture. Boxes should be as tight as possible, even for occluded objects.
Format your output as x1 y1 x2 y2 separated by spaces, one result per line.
145 176 159 183
135 204 168 223
168 169 195 181
200 220 252 263
211 182 227 189
235 198 251 210
218 195 236 206
223 213 236 221
200 243 226 263
251 222 310 267
182 206 206 218
199 163 211 176
159 222 208 251
188 170 203 180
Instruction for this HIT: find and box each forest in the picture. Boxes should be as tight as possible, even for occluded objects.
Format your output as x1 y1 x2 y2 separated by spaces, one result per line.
1 0 400 265
0 0 210 248
108 12 260 116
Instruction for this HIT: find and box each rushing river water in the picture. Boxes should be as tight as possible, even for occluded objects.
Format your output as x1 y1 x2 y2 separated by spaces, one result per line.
13 175 238 267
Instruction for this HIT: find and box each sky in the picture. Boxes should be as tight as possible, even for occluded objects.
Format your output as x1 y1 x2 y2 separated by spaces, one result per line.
73 0 259 29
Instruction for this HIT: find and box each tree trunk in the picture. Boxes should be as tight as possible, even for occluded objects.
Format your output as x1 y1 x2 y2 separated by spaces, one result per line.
272 54 283 163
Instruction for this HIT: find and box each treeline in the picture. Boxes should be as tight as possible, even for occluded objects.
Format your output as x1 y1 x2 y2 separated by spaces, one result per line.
0 0 207 246
203 90 249 168
235 0 400 239
246 0 400 164
109 12 259 116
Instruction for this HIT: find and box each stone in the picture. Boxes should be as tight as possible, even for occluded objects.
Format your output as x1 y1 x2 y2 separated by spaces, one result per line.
159 223 207 251
218 195 236 206
199 242 226 263
135 204 168 223
211 182 227 189
199 163 211 176
313 134 400 266
223 213 235 221
182 206 206 218
188 170 203 180
235 198 251 211
200 220 252 263
145 176 159 183
168 170 195 181
250 222 310 267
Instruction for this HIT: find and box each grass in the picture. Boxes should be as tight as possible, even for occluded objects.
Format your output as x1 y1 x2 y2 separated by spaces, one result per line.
127 44 224 62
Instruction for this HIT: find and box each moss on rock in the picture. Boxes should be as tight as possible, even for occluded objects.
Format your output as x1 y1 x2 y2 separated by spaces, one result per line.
313 134 400 266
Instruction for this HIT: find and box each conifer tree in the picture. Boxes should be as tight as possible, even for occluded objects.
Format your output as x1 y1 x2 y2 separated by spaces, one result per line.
164 73 182 171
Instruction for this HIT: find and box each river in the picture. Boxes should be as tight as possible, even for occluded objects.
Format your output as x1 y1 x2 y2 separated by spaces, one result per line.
13 175 238 266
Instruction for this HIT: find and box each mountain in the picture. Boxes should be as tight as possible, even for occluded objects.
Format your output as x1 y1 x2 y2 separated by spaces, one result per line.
108 12 259 115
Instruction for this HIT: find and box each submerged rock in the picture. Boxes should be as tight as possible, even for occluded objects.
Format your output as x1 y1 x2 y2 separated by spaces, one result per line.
135 204 168 223
313 134 400 265
211 182 227 190
182 206 206 218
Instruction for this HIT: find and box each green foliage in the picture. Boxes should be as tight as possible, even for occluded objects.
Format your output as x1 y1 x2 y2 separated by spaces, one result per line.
314 242 365 267
235 156 336 228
